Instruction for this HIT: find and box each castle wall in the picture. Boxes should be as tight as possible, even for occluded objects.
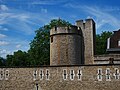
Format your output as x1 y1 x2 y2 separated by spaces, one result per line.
110 30 120 48
76 19 96 64
94 54 120 64
50 26 83 65
0 65 120 90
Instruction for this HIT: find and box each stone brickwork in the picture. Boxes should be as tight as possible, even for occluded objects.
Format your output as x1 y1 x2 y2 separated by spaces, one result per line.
76 19 96 64
106 29 120 53
50 19 96 65
50 26 84 65
0 65 120 90
110 30 120 48
94 54 120 64
1 18 119 90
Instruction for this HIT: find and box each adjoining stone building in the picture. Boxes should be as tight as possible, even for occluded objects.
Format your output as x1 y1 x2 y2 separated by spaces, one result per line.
94 29 120 64
106 29 120 53
0 19 120 90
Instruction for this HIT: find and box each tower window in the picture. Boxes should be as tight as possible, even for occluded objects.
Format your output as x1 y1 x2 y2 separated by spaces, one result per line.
5 70 9 80
118 40 120 46
46 69 50 80
114 68 120 80
106 68 111 81
0 70 4 80
97 68 102 81
77 70 82 80
63 69 67 80
39 69 44 80
33 70 37 80
36 83 39 90
51 36 53 43
70 70 75 80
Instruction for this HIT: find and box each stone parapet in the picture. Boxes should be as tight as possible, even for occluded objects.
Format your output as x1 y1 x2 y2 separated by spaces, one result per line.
0 65 120 90
50 26 82 36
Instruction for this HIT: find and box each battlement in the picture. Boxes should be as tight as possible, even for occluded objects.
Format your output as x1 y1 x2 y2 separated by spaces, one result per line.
76 19 96 64
50 25 84 65
1 65 120 90
50 25 82 36
76 19 95 25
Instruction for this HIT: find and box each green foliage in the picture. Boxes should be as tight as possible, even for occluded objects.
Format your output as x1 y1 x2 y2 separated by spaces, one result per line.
5 50 29 66
44 18 71 30
28 18 71 65
0 57 5 66
28 28 50 65
3 18 71 66
5 55 14 66
96 31 113 55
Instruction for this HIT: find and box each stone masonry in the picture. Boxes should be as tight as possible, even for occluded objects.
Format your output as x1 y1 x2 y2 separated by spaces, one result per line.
1 65 120 90
50 26 84 65
76 19 96 64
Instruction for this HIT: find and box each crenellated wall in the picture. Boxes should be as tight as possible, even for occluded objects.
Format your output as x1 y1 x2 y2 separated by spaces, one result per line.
76 19 96 65
1 65 120 90
94 54 120 64
50 26 84 65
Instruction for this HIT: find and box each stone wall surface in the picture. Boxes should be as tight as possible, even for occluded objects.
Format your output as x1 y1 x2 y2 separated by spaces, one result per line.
110 30 120 48
94 54 120 64
50 26 83 65
76 19 96 64
0 65 120 90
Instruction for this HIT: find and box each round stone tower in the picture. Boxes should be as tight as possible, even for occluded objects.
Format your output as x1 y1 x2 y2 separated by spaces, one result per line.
50 26 84 65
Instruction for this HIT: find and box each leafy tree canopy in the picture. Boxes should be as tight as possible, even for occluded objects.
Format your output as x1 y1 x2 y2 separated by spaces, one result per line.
96 31 113 55
28 18 71 65
44 18 71 30
0 57 5 66
3 18 71 66
5 50 28 66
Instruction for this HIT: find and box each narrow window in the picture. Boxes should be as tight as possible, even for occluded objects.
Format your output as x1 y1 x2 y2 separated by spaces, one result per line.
70 70 75 80
118 40 120 46
106 68 111 81
51 36 53 43
33 70 37 80
63 69 67 80
97 68 102 81
107 38 110 49
46 69 50 80
114 68 120 80
5 70 9 80
83 23 85 29
0 70 4 80
36 83 39 90
77 70 82 80
39 69 44 80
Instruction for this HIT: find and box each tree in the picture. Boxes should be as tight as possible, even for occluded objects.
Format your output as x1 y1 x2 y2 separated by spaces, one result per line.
5 55 14 66
0 57 5 66
6 50 29 66
28 19 71 65
44 18 71 30
96 31 113 55
28 28 50 65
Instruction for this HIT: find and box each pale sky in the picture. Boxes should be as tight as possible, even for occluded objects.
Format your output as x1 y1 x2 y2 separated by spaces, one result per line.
0 0 120 58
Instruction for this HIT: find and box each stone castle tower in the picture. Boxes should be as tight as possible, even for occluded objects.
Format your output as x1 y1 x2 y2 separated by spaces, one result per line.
50 19 96 65
76 19 96 64
50 26 84 65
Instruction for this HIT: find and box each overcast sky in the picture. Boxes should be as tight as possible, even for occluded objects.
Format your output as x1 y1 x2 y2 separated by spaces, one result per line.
0 0 120 58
